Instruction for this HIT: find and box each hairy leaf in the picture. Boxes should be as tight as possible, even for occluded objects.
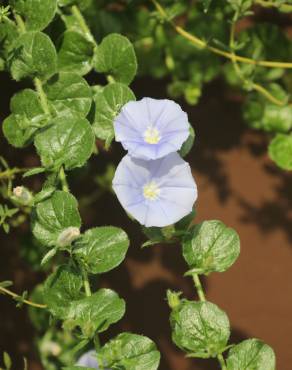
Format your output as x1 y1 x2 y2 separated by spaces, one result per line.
93 82 135 144
93 33 137 85
226 339 276 370
57 30 93 76
68 289 125 337
73 226 129 274
183 220 240 274
43 265 83 319
3 89 47 147
44 72 92 118
268 134 292 170
34 115 94 170
32 190 81 247
10 31 57 81
170 300 230 356
11 0 57 31
97 332 160 370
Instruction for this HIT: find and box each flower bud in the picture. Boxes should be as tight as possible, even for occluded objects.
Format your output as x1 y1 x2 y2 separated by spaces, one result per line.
13 186 33 205
167 289 182 310
57 227 80 248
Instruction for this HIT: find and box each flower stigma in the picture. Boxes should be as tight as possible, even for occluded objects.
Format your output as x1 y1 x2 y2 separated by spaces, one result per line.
143 181 161 200
143 126 161 144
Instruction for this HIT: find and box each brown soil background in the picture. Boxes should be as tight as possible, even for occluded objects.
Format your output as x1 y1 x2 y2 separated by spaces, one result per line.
0 73 292 370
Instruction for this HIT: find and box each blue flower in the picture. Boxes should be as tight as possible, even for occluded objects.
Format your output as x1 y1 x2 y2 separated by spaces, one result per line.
112 152 197 227
77 350 99 368
114 98 190 160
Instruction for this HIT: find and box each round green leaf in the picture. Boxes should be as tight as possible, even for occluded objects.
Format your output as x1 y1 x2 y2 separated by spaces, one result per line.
97 333 161 370
44 72 92 117
11 0 57 31
170 300 230 357
93 82 135 144
183 220 240 274
32 190 81 247
10 31 57 81
34 115 94 170
43 265 83 319
3 89 47 147
268 134 292 170
226 339 276 370
57 30 94 76
0 20 18 63
93 33 137 85
68 289 126 337
73 226 129 274
179 126 195 157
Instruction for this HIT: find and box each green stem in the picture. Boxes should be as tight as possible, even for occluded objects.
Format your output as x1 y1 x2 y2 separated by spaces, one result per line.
192 274 206 301
71 5 96 44
192 274 227 370
81 266 91 297
59 167 69 192
0 286 47 309
151 0 292 69
229 18 286 106
0 167 29 180
217 354 227 370
34 78 51 115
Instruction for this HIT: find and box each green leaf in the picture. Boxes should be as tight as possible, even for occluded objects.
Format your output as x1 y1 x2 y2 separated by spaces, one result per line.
44 72 92 118
3 89 47 147
68 289 125 337
23 167 46 178
0 20 18 64
97 332 160 370
179 126 195 157
73 226 129 274
226 339 276 370
57 30 94 76
32 190 81 247
11 0 57 31
43 265 83 319
10 31 57 81
93 33 137 85
93 82 135 144
34 115 94 170
268 134 292 171
0 280 13 288
182 220 240 274
170 300 230 356
243 84 292 133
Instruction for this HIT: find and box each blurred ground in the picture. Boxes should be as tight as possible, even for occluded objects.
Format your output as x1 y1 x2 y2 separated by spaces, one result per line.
0 74 292 370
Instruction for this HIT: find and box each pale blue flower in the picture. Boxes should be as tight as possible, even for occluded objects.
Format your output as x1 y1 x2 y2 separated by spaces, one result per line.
112 152 197 227
77 350 99 369
114 98 190 160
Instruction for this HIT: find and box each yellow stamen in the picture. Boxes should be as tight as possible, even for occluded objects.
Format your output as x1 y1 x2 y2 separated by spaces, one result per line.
144 126 161 144
143 181 160 200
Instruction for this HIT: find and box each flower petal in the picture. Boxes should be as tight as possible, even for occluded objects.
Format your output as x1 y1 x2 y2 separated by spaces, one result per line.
114 98 190 160
113 153 197 227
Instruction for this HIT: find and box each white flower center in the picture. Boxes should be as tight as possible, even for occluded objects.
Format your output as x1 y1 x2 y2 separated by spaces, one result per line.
143 181 160 200
143 126 161 144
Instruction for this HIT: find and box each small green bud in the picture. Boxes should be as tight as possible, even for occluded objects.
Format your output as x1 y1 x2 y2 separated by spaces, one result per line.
166 289 182 309
57 227 80 248
12 186 33 205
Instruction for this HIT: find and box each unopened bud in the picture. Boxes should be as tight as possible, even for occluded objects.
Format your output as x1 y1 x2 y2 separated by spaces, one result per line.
166 289 182 310
13 186 33 205
57 227 80 248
